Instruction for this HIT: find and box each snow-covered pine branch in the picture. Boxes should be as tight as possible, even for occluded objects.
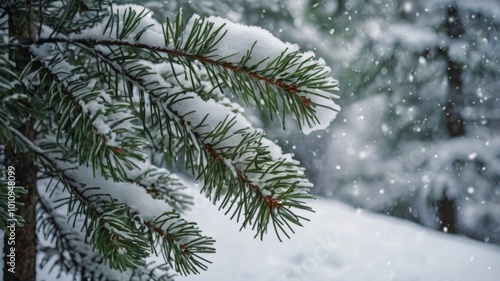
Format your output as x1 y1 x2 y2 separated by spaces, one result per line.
37 5 340 133
37 178 175 281
35 143 215 276
1 1 341 279
28 44 148 181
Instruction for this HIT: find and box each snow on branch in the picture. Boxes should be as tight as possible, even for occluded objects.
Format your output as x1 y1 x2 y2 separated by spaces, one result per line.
37 179 174 281
75 43 314 240
181 14 340 134
36 147 215 276
40 4 340 134
28 44 147 181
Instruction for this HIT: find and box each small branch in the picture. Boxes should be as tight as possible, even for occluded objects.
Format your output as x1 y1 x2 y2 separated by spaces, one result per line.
36 37 304 98
198 137 286 213
29 49 122 153
143 220 191 258
37 194 86 272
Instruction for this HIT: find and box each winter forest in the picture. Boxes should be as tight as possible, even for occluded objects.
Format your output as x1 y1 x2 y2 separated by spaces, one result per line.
0 0 499 280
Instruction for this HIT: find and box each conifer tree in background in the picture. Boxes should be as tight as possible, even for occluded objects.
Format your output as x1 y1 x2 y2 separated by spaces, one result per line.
306 0 500 243
0 1 339 280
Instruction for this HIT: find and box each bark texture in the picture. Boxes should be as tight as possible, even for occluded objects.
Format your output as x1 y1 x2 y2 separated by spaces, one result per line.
3 2 38 281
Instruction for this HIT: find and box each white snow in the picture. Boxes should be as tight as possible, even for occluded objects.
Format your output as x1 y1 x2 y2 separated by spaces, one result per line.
177 194 500 281
377 23 440 52
71 4 164 45
4 189 500 280
183 15 300 66
302 89 341 135
52 159 174 223
180 14 340 134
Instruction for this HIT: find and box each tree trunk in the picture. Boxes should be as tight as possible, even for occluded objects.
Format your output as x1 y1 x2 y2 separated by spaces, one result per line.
3 2 38 281
3 126 38 281
437 5 466 235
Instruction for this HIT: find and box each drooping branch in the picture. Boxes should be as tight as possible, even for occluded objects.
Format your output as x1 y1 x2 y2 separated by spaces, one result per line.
36 37 306 98
71 42 312 240
29 55 114 149
38 153 214 274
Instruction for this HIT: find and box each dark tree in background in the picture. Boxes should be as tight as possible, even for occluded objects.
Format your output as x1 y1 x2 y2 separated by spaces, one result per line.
438 4 466 235
278 0 499 242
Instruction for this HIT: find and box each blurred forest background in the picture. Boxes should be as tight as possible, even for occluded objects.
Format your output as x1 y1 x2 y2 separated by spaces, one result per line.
126 0 500 244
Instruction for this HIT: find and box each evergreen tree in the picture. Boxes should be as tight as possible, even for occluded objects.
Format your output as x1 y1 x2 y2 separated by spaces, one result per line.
311 0 500 242
0 1 340 280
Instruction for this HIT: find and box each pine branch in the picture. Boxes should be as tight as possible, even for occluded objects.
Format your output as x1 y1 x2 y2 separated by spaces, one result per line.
0 54 39 154
36 146 215 275
37 180 175 281
62 42 313 240
37 36 337 127
35 8 340 132
28 45 148 181
128 166 193 212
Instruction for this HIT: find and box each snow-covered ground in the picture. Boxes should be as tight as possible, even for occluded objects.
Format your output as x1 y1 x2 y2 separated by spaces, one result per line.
178 196 500 281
